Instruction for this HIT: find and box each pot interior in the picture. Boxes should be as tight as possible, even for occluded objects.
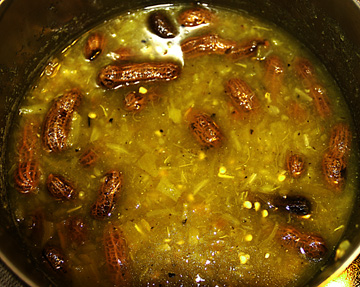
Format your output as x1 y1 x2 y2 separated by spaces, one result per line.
0 0 359 286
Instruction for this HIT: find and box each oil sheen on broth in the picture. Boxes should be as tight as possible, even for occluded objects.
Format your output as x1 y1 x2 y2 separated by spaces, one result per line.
7 4 358 287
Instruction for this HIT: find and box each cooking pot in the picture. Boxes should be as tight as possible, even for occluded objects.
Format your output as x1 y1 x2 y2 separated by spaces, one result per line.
0 0 359 286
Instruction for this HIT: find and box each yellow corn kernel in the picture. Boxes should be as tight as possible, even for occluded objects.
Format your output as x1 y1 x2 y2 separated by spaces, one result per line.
262 210 269 218
198 152 206 160
254 202 261 211
245 234 253 242
88 112 97 119
240 256 248 264
139 86 148 94
219 166 227 174
239 253 250 264
243 201 252 209
218 166 235 179
265 92 271 103
187 193 195 202
278 174 286 182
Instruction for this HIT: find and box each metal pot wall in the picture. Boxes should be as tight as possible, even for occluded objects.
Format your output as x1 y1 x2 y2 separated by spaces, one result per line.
0 0 359 286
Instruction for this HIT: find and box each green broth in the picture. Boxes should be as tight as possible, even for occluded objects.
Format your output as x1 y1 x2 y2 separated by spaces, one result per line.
7 4 358 287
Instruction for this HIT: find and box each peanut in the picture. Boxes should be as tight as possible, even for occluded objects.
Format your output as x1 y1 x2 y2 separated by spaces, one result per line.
277 225 327 260
178 7 215 27
46 174 77 200
104 224 131 286
91 171 123 219
42 88 83 153
188 112 223 148
84 32 105 61
97 62 180 90
286 153 306 178
14 123 40 194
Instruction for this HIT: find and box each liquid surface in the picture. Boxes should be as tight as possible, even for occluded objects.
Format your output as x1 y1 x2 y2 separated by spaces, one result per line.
6 4 358 287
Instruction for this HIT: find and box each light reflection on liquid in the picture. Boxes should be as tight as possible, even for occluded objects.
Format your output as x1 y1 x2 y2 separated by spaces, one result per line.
325 272 351 287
